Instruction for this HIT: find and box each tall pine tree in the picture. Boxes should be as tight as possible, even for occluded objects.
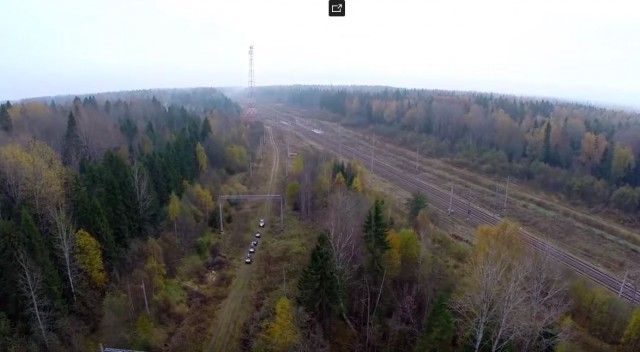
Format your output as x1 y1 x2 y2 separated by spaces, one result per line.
70 177 116 264
0 104 12 133
363 199 390 281
415 292 455 352
200 117 212 141
62 111 85 168
297 234 339 329
543 120 552 165
19 209 65 312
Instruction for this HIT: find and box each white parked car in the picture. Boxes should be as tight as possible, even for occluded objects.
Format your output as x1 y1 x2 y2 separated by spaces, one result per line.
255 232 261 238
259 219 265 227
245 256 252 264
249 247 255 253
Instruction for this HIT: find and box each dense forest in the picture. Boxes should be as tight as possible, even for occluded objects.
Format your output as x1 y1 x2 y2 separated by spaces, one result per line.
270 152 640 352
0 88 260 350
259 86 640 218
2 86 640 352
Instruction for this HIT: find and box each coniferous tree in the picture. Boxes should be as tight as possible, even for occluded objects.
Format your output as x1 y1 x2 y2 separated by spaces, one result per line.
201 117 212 141
595 145 614 182
62 111 85 168
70 177 116 263
0 104 12 133
19 209 65 312
100 151 139 246
297 234 339 329
406 193 428 223
543 120 552 164
0 220 21 319
363 199 390 281
415 292 455 352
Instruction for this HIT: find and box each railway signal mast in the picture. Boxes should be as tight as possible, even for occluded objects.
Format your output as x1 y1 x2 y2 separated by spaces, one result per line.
503 176 510 214
466 186 473 221
246 45 257 121
370 134 375 172
448 184 454 215
493 178 500 217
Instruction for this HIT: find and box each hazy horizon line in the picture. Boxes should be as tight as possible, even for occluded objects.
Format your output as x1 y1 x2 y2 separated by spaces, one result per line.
6 84 639 113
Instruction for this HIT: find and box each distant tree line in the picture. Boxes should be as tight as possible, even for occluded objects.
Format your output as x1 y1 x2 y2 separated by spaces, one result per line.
260 86 640 217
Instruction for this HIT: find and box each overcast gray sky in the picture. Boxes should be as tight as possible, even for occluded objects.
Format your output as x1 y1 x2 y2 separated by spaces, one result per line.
1 0 638 107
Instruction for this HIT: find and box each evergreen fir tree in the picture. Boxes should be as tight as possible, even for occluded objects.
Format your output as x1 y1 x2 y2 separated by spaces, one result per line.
363 199 390 281
19 209 65 312
543 120 552 164
297 234 339 329
0 104 12 132
415 292 455 352
200 117 212 141
62 111 85 167
70 177 117 264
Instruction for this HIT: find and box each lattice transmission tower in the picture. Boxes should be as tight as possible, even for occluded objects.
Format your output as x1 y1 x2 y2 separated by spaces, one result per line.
246 44 257 120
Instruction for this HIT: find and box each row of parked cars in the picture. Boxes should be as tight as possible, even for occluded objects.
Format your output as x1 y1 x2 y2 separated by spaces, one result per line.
245 218 265 264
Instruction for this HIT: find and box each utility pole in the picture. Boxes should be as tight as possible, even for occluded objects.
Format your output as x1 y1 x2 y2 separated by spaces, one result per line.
219 202 224 234
494 178 499 217
370 134 375 173
448 184 454 215
503 176 510 213
259 136 264 159
338 125 342 159
286 134 290 157
282 267 287 298
415 146 419 171
249 155 252 176
466 186 472 220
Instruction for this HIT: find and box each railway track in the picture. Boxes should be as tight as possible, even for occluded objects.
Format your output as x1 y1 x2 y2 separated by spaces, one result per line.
260 106 640 304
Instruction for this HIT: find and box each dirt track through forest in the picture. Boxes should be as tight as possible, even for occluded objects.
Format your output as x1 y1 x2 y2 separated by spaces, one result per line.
206 125 280 352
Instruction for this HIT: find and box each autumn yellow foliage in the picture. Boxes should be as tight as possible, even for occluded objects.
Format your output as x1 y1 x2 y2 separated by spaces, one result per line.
474 221 525 262
168 192 181 222
75 229 107 288
351 175 363 193
385 230 401 278
196 142 207 171
0 141 65 215
291 154 304 176
265 297 300 351
334 172 347 188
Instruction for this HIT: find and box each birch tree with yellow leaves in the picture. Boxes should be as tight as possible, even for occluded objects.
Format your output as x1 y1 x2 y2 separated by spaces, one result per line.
451 221 569 352
0 141 65 223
